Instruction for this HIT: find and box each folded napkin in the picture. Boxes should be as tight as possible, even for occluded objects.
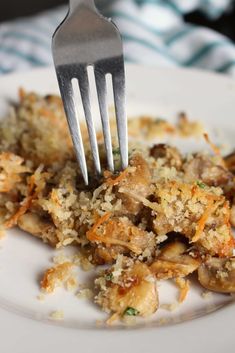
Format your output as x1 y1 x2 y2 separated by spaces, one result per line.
0 0 234 76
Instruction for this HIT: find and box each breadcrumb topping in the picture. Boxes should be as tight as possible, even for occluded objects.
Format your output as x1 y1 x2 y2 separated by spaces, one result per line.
0 90 234 323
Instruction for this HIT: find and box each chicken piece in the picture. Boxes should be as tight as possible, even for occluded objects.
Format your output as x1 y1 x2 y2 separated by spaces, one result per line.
117 154 152 215
18 212 58 246
151 181 234 257
183 153 233 187
198 257 235 293
95 260 158 317
87 214 156 265
150 240 200 279
150 144 182 170
224 151 235 174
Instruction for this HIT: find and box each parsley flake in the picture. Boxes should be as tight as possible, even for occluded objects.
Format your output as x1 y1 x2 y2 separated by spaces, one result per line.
196 181 206 189
123 307 139 316
105 273 114 281
112 147 120 156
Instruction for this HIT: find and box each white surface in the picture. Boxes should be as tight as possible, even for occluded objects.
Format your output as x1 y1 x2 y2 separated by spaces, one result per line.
0 64 234 353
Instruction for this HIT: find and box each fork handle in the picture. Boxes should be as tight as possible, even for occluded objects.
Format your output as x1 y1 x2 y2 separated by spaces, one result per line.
69 0 96 12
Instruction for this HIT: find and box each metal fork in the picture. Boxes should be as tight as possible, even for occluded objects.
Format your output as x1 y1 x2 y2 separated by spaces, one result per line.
52 0 128 184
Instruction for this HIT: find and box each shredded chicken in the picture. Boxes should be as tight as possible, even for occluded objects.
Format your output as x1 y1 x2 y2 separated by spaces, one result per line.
87 214 155 264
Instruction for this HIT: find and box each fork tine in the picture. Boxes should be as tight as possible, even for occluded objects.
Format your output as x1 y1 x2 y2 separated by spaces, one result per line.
94 65 114 172
112 58 128 170
56 71 88 184
77 65 101 175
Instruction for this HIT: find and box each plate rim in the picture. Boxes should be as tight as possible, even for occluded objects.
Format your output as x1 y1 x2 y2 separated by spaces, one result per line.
0 63 234 353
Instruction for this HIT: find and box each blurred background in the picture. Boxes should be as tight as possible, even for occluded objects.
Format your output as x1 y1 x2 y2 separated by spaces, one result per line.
1 0 234 42
0 0 234 75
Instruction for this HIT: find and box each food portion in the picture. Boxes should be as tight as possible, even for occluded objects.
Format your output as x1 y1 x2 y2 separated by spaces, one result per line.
0 89 234 323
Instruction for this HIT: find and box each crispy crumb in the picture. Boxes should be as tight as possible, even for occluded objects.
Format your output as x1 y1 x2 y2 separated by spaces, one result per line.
41 262 74 293
49 310 64 320
122 315 137 325
53 252 69 264
80 257 94 271
76 288 93 299
66 276 78 292
96 319 104 327
37 293 45 302
158 317 170 325
201 291 213 300
160 302 180 312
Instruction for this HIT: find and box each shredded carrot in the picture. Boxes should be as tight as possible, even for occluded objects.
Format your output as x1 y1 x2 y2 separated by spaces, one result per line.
4 194 34 229
38 108 57 121
203 133 221 156
87 232 141 253
203 132 227 167
4 166 46 228
86 212 142 254
88 212 112 234
216 235 235 258
175 278 190 303
105 169 129 186
191 198 215 242
51 189 62 206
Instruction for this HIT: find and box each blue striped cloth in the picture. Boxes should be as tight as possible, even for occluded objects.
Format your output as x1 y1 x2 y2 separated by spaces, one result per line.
0 0 234 76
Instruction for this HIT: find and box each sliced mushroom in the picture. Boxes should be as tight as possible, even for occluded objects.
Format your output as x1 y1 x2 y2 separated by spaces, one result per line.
150 240 201 279
198 257 235 293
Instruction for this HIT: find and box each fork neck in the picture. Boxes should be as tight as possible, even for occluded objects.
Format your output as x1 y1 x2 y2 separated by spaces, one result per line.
69 0 96 12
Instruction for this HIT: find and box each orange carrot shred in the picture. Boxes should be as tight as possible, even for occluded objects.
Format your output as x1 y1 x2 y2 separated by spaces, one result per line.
105 169 129 186
86 212 142 254
203 133 221 155
191 198 215 242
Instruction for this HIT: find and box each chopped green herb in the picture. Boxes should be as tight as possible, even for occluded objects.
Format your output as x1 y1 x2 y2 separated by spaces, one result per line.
123 307 139 316
105 273 114 281
196 181 206 189
155 118 165 124
112 147 120 156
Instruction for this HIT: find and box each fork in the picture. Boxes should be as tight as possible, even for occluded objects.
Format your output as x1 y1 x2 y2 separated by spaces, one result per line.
52 0 128 184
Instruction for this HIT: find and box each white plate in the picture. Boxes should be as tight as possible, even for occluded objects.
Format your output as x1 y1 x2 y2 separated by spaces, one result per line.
0 64 234 353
